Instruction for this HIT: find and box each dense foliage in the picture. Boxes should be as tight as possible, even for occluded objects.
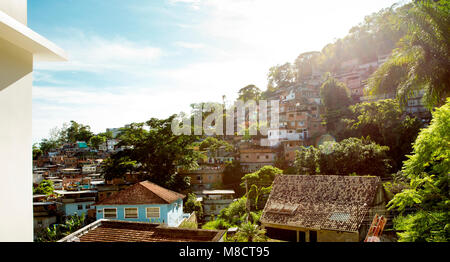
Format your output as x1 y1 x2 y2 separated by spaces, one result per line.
102 115 202 192
295 137 391 177
387 98 450 242
35 214 86 242
33 180 54 195
368 0 450 108
342 99 423 171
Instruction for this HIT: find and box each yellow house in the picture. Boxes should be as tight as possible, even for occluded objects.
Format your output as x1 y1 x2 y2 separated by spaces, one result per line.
0 0 67 241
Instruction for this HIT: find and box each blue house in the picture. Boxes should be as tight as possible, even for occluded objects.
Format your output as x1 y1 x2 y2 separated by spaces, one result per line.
54 190 97 218
94 181 187 227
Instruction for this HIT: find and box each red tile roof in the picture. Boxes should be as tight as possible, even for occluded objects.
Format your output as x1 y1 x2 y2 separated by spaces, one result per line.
59 220 225 242
261 175 381 232
94 180 185 205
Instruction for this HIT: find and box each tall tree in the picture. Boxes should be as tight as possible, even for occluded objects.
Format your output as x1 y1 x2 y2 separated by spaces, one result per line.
63 120 94 143
102 115 202 191
267 63 296 89
237 85 261 102
319 74 352 135
367 0 450 108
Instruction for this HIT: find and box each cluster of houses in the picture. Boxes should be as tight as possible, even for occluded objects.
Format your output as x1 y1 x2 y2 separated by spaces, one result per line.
32 137 236 241
31 52 427 242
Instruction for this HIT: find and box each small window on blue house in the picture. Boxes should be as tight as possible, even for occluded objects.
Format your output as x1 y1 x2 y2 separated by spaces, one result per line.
77 204 83 210
104 208 117 219
124 208 138 218
146 207 160 219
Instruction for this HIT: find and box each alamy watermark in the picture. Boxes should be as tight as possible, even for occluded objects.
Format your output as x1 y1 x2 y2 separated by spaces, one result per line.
171 100 280 136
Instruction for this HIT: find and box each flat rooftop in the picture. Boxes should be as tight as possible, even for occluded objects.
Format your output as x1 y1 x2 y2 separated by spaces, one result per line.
54 190 97 195
58 220 226 242
202 190 235 195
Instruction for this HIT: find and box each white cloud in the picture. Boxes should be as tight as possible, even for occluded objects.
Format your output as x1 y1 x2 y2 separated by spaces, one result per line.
33 0 401 142
173 41 206 49
35 32 162 73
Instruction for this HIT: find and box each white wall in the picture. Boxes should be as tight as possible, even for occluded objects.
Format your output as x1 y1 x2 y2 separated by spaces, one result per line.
0 36 33 241
0 0 27 25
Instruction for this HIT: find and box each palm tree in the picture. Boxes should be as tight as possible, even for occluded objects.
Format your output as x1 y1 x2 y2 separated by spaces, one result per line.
235 222 267 242
367 0 450 109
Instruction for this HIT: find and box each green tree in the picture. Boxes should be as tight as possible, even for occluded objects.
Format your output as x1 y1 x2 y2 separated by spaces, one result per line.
295 137 391 177
319 74 352 135
33 143 43 160
39 139 59 155
33 179 54 195
184 193 204 220
233 222 267 242
241 166 283 210
63 120 94 143
387 98 450 242
343 99 423 171
89 135 107 150
35 214 86 242
237 85 261 102
198 137 233 153
367 0 450 108
267 63 296 89
294 146 319 175
102 115 202 192
222 160 245 196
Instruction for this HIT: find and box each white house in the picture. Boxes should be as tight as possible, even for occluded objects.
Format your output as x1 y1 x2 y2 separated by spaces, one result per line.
0 0 67 241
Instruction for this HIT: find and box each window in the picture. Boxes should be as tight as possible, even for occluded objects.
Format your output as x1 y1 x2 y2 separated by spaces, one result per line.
124 208 138 219
265 155 269 159
310 230 317 242
77 204 83 210
86 204 91 209
146 207 160 218
103 208 117 219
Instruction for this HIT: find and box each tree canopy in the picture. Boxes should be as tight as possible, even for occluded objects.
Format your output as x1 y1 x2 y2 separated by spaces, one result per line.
102 115 202 192
295 137 391 177
387 98 450 242
367 0 450 108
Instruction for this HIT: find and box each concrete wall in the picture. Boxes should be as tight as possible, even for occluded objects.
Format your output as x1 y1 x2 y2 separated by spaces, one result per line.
264 224 360 242
64 202 95 217
317 230 359 242
0 36 33 241
0 0 27 25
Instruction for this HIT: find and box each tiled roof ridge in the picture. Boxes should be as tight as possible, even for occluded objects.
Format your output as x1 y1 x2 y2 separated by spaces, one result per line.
94 180 185 205
138 180 185 203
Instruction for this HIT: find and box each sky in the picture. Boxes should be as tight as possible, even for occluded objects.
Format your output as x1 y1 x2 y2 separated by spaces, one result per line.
29 0 402 144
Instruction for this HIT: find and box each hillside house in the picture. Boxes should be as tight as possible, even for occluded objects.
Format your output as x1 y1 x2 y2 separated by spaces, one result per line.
239 147 277 173
180 165 225 191
94 181 188 227
55 190 97 218
201 190 235 221
260 175 387 242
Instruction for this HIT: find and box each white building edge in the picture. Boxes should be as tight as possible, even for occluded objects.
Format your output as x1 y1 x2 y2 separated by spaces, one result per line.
0 0 67 241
